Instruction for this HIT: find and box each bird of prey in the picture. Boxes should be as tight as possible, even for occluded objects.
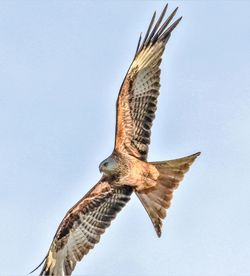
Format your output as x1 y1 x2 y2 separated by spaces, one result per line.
32 4 200 275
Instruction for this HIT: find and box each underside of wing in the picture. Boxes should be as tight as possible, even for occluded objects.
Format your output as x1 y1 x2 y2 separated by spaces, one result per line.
37 180 133 275
115 4 182 160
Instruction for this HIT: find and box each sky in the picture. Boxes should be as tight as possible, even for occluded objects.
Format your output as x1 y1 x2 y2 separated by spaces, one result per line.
0 1 250 275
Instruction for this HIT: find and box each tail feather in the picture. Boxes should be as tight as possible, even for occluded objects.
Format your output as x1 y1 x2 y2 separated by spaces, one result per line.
136 152 200 237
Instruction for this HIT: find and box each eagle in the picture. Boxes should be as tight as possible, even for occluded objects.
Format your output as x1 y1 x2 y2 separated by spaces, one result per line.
32 4 200 275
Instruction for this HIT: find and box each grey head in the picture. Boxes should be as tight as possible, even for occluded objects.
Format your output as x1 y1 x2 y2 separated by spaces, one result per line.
99 156 118 176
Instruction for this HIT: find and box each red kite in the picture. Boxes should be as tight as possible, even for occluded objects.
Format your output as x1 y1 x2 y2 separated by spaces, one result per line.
32 4 200 275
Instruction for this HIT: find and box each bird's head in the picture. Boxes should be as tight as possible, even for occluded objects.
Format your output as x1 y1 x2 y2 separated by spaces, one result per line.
99 156 118 176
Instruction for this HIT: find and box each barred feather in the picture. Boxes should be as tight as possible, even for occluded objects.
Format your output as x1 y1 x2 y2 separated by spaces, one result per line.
35 182 132 275
115 6 182 160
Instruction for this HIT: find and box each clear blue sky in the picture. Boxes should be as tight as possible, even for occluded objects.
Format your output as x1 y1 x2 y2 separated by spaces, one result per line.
1 1 250 275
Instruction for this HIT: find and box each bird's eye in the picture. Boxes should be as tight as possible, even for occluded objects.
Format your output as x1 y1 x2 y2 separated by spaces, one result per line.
103 162 108 167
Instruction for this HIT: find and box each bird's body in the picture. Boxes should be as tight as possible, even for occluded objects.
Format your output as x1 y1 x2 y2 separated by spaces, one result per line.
32 4 200 275
100 150 159 192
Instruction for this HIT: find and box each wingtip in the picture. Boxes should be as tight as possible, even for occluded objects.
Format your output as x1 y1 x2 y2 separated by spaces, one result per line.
170 6 179 20
134 3 182 58
188 152 201 163
155 224 162 238
157 230 162 238
163 3 168 14
173 6 179 14
163 15 182 36
29 254 47 275
174 16 183 26
188 152 201 161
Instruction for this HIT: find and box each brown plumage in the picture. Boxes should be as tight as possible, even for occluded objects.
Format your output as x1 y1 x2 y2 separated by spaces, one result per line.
32 4 200 275
136 153 200 237
115 5 182 160
36 182 132 275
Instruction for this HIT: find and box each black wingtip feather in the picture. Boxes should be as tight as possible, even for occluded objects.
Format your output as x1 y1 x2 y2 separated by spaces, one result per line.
160 16 182 41
134 32 142 58
139 11 156 53
134 4 181 59
145 4 168 47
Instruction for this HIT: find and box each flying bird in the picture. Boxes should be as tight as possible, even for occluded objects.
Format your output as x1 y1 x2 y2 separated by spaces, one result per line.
32 4 200 275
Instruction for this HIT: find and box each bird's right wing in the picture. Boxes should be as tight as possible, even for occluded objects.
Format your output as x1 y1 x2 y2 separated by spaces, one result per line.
32 180 133 276
114 5 182 160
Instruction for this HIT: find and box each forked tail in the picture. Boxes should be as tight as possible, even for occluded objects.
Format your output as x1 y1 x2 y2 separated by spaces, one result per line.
136 152 200 237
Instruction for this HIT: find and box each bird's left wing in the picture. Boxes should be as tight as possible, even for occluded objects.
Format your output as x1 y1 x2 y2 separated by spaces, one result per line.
34 180 132 275
115 5 181 160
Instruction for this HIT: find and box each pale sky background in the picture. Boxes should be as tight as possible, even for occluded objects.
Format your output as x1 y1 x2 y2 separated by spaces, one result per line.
0 1 250 275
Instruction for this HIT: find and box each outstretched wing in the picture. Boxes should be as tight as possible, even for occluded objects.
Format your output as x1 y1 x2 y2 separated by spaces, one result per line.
35 180 132 275
115 5 182 160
